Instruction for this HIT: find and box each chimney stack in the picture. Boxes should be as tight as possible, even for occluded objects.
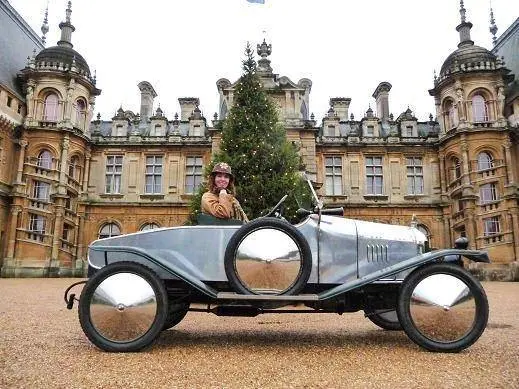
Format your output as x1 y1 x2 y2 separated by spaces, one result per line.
329 98 351 121
372 82 392 121
137 81 157 122
178 97 200 121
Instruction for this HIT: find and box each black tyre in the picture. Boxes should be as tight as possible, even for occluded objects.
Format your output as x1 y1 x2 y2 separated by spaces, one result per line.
397 263 488 352
78 261 168 352
364 308 402 331
224 218 312 295
163 301 189 330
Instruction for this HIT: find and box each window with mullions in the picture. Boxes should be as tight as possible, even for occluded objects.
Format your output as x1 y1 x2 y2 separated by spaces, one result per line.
105 156 122 194
37 150 52 169
140 223 160 231
480 183 498 203
43 93 59 121
472 95 489 122
145 156 163 194
185 156 203 194
366 156 383 195
406 157 424 194
477 152 494 171
28 213 46 240
483 216 500 236
32 180 50 201
99 223 121 239
325 156 343 195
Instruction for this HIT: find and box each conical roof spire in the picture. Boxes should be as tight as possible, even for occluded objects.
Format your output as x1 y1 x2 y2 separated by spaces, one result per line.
456 0 474 48
57 1 75 49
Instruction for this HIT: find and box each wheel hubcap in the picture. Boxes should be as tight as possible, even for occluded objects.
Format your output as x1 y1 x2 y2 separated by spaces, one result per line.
409 273 476 342
90 272 158 342
234 228 303 294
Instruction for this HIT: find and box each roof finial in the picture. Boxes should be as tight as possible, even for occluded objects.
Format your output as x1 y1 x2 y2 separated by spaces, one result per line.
66 1 72 23
489 2 498 45
40 2 49 46
459 0 466 23
57 1 75 49
456 0 473 48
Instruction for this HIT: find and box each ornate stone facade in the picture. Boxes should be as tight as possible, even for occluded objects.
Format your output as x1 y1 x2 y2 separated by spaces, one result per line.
0 0 518 279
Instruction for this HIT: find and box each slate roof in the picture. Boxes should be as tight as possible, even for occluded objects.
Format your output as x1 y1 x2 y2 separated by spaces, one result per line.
0 0 43 99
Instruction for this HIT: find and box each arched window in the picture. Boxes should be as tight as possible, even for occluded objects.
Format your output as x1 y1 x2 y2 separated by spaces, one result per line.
443 100 457 130
98 223 121 239
74 99 87 128
472 94 489 122
451 157 461 180
477 152 493 170
417 224 431 251
43 93 59 121
37 150 52 169
140 223 160 231
68 155 81 180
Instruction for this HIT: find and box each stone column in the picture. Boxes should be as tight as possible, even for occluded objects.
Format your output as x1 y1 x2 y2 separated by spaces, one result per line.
58 136 70 194
50 206 64 262
460 141 471 186
510 212 519 263
82 151 91 193
5 206 21 259
75 214 85 263
503 139 515 186
439 155 447 195
15 139 28 184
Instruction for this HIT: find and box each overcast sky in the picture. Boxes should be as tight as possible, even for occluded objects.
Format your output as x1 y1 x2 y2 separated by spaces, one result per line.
8 0 519 123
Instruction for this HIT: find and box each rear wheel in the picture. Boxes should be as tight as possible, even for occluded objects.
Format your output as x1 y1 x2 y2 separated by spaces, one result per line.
364 308 402 331
397 263 488 352
163 301 189 330
78 261 168 352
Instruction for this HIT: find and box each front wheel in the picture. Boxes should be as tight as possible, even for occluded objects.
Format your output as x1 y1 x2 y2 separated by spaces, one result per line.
397 263 488 352
78 261 168 352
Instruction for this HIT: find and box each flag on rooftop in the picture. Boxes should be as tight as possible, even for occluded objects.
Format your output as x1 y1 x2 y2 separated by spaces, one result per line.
247 0 265 4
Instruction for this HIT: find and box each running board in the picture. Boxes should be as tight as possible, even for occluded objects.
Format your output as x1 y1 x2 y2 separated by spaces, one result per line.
216 292 319 301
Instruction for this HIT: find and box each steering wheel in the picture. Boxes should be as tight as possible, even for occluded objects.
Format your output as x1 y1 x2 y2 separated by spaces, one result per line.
264 194 288 218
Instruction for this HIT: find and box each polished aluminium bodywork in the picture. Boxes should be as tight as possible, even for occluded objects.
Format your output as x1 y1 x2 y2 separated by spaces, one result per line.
88 215 423 284
88 214 488 302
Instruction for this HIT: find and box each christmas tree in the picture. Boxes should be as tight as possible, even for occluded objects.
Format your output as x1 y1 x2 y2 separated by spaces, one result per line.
188 43 308 223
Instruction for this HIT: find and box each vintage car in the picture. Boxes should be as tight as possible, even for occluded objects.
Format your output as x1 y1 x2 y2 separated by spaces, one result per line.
66 176 490 353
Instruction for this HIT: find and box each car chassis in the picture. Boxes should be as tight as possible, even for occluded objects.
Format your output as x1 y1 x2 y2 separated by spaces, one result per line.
66 176 490 353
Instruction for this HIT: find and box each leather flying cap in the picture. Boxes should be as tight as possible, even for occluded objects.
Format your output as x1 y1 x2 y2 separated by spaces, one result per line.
212 162 233 177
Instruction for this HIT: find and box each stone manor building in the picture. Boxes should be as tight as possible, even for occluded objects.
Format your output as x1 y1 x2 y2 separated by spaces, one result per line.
1 0 518 279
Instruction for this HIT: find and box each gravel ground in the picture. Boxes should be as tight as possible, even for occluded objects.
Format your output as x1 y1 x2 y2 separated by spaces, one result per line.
0 279 518 389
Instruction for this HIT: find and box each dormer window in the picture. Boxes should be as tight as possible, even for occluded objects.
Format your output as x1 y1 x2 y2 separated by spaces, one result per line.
366 125 374 137
151 124 162 136
192 124 202 137
116 124 125 136
472 94 489 122
404 125 413 137
325 125 336 137
43 93 59 121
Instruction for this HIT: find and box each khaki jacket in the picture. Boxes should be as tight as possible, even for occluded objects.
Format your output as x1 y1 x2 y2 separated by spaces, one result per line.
201 191 249 222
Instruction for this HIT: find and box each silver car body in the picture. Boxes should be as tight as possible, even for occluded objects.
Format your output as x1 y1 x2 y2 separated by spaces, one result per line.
88 214 426 285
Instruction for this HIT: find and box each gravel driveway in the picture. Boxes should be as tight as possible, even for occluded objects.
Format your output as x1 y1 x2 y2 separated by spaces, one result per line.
0 279 517 388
